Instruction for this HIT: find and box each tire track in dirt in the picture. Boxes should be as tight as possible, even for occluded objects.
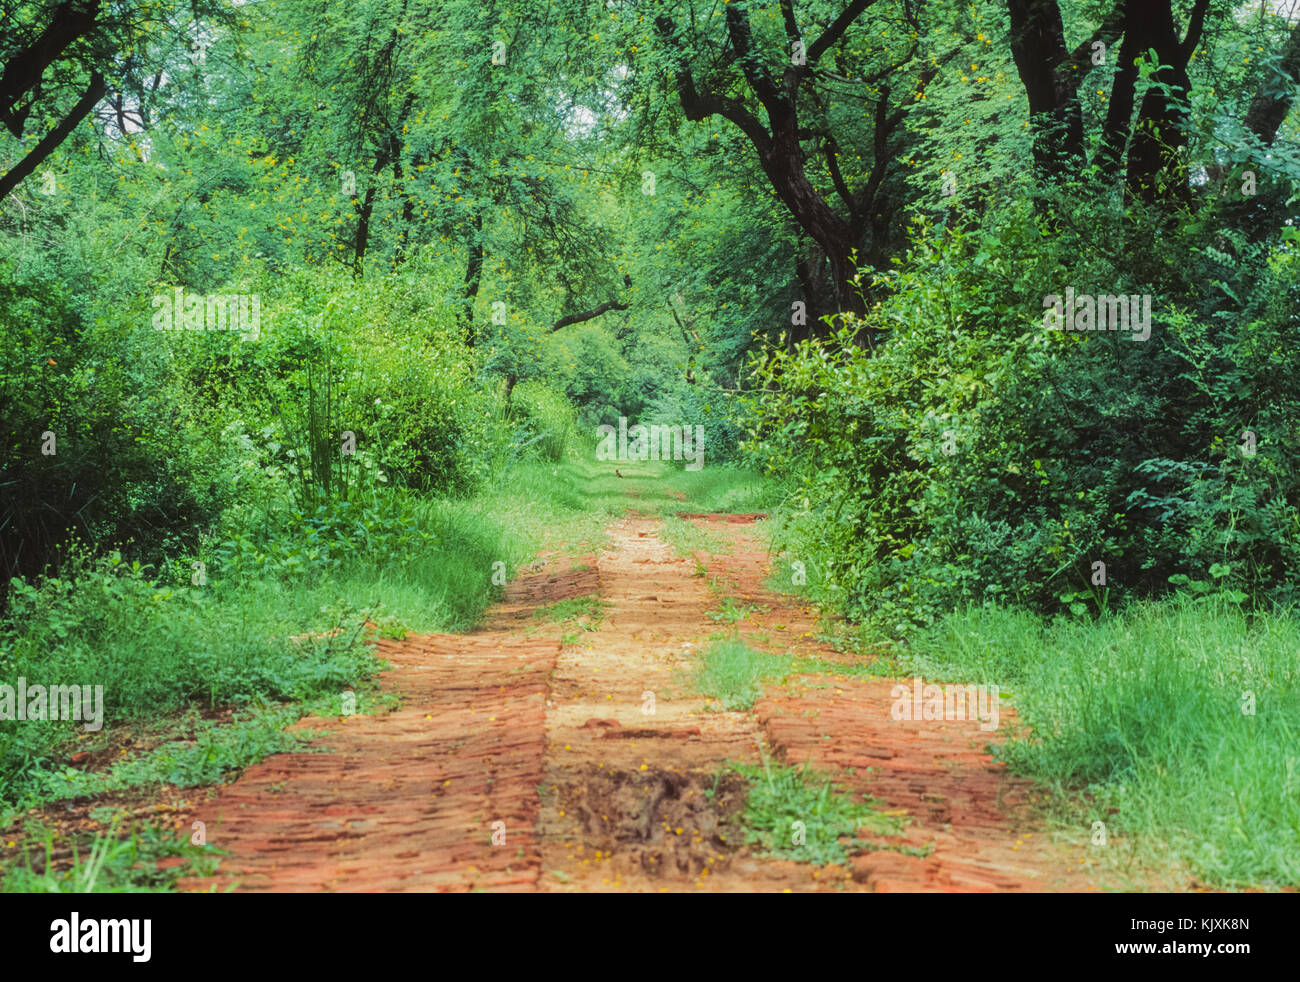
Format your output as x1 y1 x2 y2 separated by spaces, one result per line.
180 507 1108 893
180 564 591 892
703 515 1110 891
536 514 793 892
535 512 1099 891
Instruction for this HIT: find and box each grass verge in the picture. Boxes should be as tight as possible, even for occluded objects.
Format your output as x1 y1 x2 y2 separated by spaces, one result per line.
904 598 1300 890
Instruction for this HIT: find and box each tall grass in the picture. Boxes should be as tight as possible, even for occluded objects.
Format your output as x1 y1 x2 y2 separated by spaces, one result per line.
906 599 1300 889
655 465 770 513
577 456 770 517
508 380 580 464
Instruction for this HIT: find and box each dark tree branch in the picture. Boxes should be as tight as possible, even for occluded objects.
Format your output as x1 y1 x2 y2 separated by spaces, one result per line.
1008 0 1086 172
1058 5 1125 90
725 4 782 113
779 0 802 46
851 84 896 240
1243 14 1300 144
823 134 855 216
808 0 875 64
655 2 892 318
0 0 103 132
654 15 773 153
1180 0 1210 60
0 71 104 203
552 298 629 331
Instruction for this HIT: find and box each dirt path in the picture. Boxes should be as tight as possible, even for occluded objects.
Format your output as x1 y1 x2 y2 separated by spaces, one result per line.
182 510 1103 892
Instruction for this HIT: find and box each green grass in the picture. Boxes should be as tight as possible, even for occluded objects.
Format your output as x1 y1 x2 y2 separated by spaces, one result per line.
596 458 770 516
20 705 327 810
475 458 632 559
764 551 823 598
702 574 768 625
706 595 768 626
0 566 381 805
692 638 795 711
905 598 1300 890
659 514 729 558
0 820 223 893
265 459 632 635
532 594 609 632
655 465 769 513
726 759 908 866
786 656 887 680
0 457 637 810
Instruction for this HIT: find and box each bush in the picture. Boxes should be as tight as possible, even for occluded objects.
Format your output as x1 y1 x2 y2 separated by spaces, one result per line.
0 263 226 602
162 265 501 502
508 380 579 462
645 376 746 467
745 202 1300 634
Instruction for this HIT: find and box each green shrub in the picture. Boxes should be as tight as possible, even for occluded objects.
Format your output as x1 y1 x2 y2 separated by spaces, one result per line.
164 265 501 503
0 263 227 602
508 380 579 462
745 203 1300 635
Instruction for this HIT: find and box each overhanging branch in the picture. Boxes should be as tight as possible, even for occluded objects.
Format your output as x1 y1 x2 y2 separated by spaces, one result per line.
552 298 629 331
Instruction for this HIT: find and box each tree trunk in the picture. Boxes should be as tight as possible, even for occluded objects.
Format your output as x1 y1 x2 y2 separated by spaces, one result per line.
462 213 484 346
1007 0 1085 178
760 120 861 318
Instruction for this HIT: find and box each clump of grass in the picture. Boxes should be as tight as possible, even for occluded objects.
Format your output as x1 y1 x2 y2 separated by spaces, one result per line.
703 575 767 624
907 598 1300 890
532 594 608 630
22 704 321 809
727 759 906 866
656 467 770 513
1 819 222 893
606 460 770 516
707 596 767 625
660 515 728 558
692 639 793 711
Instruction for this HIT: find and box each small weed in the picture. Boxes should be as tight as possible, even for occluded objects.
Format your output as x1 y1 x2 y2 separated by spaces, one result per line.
660 515 728 558
1 819 225 893
728 759 905 866
692 639 794 711
707 595 767 624
533 594 608 628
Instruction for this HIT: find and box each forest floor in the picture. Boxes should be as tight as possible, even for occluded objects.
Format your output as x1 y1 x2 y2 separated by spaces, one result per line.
167 493 1121 893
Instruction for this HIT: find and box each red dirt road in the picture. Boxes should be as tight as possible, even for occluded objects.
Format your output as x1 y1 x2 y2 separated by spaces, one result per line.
180 513 1107 892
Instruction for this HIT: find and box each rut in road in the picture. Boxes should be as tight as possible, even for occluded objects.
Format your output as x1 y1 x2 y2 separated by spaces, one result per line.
183 511 1104 892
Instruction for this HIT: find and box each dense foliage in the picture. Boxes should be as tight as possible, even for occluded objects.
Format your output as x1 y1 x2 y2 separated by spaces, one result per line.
748 197 1300 633
1 0 1298 883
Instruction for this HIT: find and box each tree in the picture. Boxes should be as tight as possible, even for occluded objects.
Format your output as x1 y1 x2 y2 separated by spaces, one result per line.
650 1 934 321
0 0 231 202
1006 0 1217 206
